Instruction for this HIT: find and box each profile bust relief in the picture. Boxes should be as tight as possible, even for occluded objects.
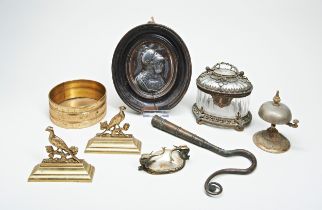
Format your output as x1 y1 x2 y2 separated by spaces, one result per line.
112 22 191 112
135 45 166 93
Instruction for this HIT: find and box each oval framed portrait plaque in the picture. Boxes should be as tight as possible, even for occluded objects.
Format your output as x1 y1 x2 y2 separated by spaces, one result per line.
112 22 192 112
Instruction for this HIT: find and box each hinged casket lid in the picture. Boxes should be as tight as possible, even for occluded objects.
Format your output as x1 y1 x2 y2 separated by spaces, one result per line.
196 62 253 98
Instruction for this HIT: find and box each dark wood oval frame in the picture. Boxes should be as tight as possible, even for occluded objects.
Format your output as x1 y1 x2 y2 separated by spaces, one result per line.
112 23 192 113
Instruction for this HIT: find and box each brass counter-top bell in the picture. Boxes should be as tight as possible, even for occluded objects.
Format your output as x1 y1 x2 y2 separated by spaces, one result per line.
253 91 299 153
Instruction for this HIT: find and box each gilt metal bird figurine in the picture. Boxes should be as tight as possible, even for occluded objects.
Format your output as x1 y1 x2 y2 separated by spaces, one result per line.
100 106 126 134
45 126 80 163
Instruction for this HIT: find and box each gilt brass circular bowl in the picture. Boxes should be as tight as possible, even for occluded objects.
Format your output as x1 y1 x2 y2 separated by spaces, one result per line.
49 79 106 129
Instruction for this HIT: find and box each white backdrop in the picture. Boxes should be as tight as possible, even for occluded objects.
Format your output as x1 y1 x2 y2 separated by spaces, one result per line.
0 0 321 209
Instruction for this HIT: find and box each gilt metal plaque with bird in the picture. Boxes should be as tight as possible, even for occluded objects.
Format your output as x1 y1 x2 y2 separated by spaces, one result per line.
84 106 142 154
28 126 95 182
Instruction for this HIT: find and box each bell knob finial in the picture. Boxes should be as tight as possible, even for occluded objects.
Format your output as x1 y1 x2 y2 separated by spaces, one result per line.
273 90 281 105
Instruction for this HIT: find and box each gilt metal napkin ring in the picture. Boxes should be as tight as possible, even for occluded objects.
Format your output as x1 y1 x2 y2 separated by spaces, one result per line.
49 79 106 129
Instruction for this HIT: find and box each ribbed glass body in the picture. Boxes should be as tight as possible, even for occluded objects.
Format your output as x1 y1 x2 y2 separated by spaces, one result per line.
196 90 250 118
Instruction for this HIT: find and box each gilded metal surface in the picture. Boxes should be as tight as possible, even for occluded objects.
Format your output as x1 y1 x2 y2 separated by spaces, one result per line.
28 160 95 182
287 119 299 128
28 126 95 182
138 145 190 174
253 91 299 153
151 115 257 197
253 126 290 153
49 79 106 129
211 94 233 108
192 103 252 131
85 106 141 154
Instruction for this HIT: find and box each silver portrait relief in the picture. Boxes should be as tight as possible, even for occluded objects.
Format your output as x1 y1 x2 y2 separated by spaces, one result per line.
113 23 191 112
134 44 168 93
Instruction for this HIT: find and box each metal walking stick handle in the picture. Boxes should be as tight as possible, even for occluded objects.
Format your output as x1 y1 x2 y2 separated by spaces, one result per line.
151 115 257 196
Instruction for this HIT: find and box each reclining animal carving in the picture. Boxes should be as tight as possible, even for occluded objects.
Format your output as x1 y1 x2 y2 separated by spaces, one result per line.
139 145 190 174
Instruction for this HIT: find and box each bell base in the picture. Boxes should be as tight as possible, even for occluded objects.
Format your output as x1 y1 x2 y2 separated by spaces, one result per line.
84 135 141 154
28 160 95 182
253 130 290 153
192 103 251 130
